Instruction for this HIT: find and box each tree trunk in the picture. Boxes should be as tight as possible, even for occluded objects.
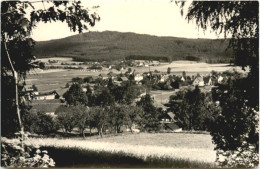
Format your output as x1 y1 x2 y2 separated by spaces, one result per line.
14 71 24 147
4 42 24 148
89 128 92 136
100 125 103 137
82 129 85 138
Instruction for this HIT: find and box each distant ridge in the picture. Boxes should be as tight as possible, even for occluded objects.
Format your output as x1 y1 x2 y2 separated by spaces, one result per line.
33 31 233 63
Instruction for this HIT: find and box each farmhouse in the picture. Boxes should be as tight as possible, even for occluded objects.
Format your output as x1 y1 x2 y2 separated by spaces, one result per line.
217 75 228 84
134 73 143 82
161 112 175 123
34 91 59 100
160 74 169 82
193 77 205 87
203 76 213 86
160 112 182 132
118 76 128 82
181 76 186 82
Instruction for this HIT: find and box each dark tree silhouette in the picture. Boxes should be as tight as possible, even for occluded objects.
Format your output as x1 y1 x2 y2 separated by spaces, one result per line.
177 1 259 167
2 1 99 137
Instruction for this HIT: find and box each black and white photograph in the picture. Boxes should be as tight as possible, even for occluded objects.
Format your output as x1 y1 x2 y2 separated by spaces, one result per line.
1 0 259 168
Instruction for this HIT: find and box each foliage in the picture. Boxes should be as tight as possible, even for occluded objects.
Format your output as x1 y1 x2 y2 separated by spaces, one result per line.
26 112 58 135
167 67 171 74
1 137 55 168
65 82 70 88
71 77 84 84
94 87 115 107
136 94 160 132
178 2 259 167
90 106 109 137
55 105 77 134
108 104 126 134
39 62 46 69
1 0 99 137
126 55 172 62
110 81 143 104
71 105 90 137
210 76 259 167
32 84 38 91
168 86 216 130
63 83 88 106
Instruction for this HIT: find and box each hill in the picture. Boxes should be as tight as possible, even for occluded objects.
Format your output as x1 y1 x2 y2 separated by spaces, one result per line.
33 31 233 63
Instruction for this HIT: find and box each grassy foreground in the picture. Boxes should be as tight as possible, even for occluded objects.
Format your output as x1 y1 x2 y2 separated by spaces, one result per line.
42 146 217 168
24 133 217 168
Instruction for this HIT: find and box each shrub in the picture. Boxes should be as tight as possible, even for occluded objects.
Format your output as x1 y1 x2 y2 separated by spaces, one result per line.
31 112 59 135
1 136 55 168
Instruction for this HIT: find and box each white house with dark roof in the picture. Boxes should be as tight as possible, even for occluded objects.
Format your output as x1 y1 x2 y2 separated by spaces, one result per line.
203 76 213 86
193 77 205 87
134 73 143 82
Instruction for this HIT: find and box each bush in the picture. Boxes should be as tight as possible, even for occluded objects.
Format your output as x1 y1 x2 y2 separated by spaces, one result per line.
30 112 58 135
1 137 55 168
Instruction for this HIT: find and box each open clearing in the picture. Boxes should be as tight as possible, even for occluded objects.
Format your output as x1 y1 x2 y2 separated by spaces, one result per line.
25 133 216 164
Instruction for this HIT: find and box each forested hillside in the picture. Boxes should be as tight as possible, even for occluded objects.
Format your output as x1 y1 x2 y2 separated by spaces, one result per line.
34 31 233 63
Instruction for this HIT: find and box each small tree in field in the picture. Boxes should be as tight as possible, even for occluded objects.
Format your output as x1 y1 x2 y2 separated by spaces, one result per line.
124 105 143 133
31 112 58 135
71 105 90 138
55 105 77 134
90 107 109 137
108 104 126 134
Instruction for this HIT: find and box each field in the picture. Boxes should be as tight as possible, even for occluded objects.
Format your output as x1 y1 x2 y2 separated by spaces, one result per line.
24 133 217 167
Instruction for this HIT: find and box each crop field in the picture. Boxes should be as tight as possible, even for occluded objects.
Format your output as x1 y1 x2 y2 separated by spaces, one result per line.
24 133 217 167
135 60 248 74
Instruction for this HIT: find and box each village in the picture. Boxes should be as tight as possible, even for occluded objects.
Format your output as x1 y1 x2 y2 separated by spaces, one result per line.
22 59 241 133
2 1 257 168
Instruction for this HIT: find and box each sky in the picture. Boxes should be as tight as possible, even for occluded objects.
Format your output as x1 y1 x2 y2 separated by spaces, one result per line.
31 0 225 41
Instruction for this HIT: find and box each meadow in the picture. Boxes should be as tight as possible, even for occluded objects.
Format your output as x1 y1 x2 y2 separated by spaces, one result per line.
24 133 217 168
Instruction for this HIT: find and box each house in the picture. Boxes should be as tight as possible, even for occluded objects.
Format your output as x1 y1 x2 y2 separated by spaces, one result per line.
164 123 182 132
56 88 68 100
134 73 143 82
136 62 144 67
151 61 160 66
160 112 182 132
160 112 175 123
160 74 169 82
118 76 128 82
22 85 36 101
193 77 205 87
34 91 59 100
181 76 186 82
217 75 228 84
203 76 213 86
